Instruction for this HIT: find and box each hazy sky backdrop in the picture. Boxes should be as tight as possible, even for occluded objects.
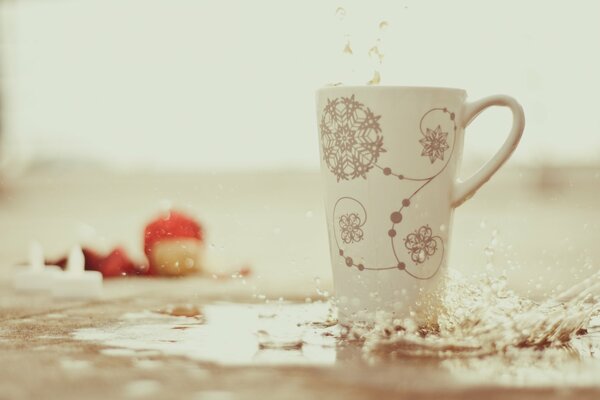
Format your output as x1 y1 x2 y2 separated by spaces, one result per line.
2 0 599 171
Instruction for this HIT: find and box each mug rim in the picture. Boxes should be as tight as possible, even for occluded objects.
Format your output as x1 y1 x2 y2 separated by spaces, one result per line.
317 85 466 95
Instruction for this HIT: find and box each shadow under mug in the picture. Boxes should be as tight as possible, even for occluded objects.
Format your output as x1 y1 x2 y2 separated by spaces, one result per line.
316 86 525 324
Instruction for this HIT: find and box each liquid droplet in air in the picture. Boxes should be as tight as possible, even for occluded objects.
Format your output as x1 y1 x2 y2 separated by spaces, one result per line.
367 71 381 85
343 39 353 54
368 45 384 64
379 21 389 31
335 7 346 20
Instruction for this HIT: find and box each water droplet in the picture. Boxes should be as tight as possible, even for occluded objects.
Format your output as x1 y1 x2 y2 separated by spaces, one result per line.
305 210 314 218
480 219 487 229
343 39 353 54
379 21 389 31
368 45 384 64
335 7 346 20
256 329 270 341
367 71 381 85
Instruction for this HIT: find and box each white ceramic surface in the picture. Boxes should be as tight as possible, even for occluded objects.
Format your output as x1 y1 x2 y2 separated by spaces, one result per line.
316 86 525 324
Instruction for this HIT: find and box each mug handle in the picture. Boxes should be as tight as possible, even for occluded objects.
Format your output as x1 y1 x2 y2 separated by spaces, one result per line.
452 95 525 207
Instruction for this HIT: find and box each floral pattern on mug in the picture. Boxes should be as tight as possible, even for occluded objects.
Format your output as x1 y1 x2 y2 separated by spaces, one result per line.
404 225 437 264
320 95 386 181
419 125 449 163
339 213 364 244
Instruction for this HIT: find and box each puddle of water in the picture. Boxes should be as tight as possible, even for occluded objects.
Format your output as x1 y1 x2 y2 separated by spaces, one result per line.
71 269 600 386
74 302 338 366
442 337 600 387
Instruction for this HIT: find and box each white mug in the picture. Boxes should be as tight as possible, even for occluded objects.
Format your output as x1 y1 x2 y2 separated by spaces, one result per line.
316 86 525 324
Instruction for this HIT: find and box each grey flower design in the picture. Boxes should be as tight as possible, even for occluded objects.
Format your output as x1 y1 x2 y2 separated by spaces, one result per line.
419 125 449 163
320 95 386 181
339 213 364 244
404 225 437 264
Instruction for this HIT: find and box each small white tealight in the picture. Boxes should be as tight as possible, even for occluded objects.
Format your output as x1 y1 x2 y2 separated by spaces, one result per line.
13 242 62 291
51 245 103 299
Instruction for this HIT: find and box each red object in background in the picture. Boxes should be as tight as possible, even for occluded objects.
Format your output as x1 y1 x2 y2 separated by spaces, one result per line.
143 210 204 255
50 247 150 278
98 247 148 277
143 210 204 274
46 210 251 279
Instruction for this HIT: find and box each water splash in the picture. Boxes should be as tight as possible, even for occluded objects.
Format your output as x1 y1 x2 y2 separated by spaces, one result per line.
354 269 600 360
367 71 381 85
314 276 330 298
70 265 600 385
343 39 353 55
368 43 384 64
332 6 387 85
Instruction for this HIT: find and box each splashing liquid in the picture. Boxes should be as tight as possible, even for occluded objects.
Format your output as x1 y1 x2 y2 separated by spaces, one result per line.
365 22 387 84
352 269 600 361
333 6 387 85
72 272 600 384
343 39 353 55
367 71 381 85
368 43 384 64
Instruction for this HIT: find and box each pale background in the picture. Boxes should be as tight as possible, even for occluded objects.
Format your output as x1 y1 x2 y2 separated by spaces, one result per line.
0 0 599 171
0 0 598 299
0 2 600 399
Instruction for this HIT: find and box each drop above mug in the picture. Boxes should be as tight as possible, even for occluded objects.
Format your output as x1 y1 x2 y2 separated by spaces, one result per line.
315 86 525 325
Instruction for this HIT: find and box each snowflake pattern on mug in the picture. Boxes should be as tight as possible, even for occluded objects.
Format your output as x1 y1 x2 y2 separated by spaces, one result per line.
327 101 457 279
320 95 386 181
404 225 438 264
419 125 450 163
338 213 364 244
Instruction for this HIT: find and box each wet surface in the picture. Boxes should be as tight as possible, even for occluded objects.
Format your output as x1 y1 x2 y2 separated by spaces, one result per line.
74 302 339 366
3 169 600 398
73 299 600 387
